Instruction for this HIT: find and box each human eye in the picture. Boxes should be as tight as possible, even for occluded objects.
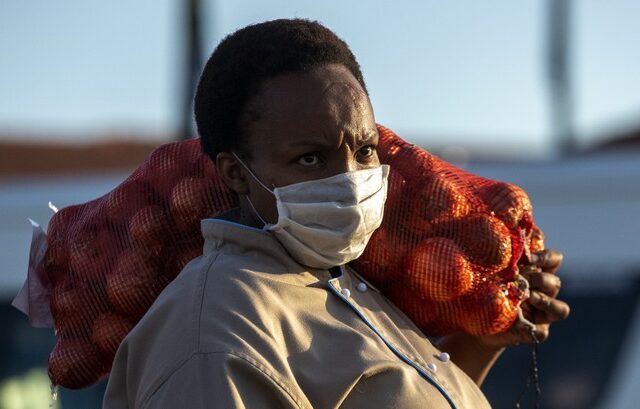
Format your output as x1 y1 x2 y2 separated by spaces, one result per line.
356 145 377 162
296 153 321 166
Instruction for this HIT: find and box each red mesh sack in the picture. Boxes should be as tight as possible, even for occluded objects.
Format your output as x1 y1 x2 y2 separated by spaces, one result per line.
41 124 543 389
43 140 237 388
351 125 544 336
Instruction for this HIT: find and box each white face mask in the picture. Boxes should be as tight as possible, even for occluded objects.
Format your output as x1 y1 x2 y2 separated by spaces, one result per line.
233 153 390 269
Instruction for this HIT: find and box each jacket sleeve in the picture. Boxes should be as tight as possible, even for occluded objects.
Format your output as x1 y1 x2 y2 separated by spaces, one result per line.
140 352 308 409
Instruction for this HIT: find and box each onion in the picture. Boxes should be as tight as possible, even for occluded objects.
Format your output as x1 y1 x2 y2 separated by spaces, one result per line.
106 250 170 320
48 340 105 389
170 177 216 231
92 312 135 359
405 238 474 302
434 214 512 272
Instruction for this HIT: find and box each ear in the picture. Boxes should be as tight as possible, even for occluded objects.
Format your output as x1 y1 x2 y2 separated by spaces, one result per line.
216 152 250 195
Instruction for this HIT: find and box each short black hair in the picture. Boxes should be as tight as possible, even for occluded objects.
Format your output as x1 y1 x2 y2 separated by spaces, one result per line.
194 18 368 162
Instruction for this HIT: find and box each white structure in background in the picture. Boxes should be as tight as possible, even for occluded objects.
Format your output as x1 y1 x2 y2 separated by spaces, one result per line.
466 149 640 279
0 172 130 298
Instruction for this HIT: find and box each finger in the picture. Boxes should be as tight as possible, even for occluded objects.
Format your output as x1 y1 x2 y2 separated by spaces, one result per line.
520 270 562 297
518 264 542 274
520 302 554 326
530 249 563 274
528 291 571 321
532 323 550 343
519 300 556 326
509 320 550 344
526 309 555 325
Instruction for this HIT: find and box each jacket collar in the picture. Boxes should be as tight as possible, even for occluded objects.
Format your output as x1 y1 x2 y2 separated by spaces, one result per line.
200 218 333 286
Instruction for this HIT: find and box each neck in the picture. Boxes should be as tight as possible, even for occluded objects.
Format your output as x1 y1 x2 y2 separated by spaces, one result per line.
214 204 264 229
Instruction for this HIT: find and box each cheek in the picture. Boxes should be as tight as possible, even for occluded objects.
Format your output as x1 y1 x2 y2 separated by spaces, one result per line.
372 151 381 166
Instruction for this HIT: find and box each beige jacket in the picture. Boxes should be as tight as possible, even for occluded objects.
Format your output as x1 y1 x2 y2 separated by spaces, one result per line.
103 219 491 409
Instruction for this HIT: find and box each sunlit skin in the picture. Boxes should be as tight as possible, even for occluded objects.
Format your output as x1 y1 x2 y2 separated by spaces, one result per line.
215 63 570 386
217 63 379 227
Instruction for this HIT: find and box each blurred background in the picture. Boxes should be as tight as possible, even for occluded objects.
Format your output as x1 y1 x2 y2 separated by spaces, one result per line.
1 1 639 408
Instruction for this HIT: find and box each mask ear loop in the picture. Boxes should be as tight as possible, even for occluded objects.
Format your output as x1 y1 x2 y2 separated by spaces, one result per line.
231 152 271 227
231 152 274 193
244 195 268 226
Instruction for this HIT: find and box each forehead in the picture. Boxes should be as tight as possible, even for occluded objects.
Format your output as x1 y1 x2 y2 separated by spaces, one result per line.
244 64 377 152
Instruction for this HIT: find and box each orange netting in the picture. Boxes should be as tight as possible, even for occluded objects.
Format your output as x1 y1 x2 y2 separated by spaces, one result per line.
352 125 543 336
40 124 542 389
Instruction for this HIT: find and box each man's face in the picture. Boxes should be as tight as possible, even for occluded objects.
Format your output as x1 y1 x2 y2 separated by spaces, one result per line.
238 63 380 224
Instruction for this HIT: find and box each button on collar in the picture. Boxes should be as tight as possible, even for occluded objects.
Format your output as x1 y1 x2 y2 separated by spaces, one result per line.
356 282 368 292
438 352 450 362
340 288 351 298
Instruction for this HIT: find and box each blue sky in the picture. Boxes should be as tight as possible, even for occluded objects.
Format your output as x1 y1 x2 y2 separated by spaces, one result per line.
1 1 639 156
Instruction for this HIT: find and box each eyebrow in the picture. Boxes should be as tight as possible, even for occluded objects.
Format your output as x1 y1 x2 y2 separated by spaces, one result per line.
288 131 378 149
358 131 379 144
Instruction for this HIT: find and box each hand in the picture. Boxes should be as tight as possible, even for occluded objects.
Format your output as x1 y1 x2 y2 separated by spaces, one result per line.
474 249 571 351
437 249 571 385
